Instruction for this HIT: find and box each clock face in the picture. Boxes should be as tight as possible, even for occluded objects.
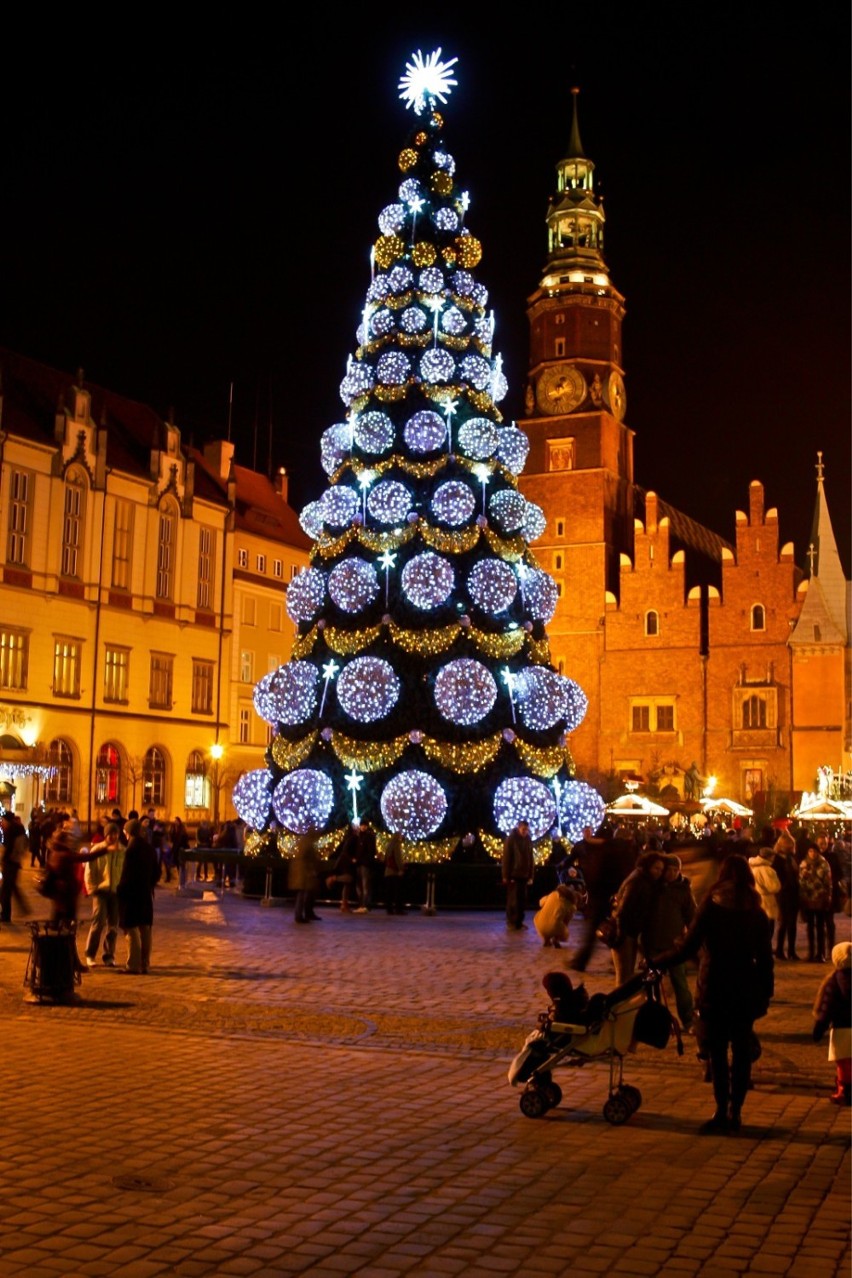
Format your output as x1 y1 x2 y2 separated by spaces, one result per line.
535 364 587 416
606 371 627 421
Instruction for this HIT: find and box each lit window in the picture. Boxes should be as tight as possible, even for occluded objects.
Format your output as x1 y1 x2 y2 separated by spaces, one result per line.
742 695 767 729
7 469 31 566
273 559 283 579
149 653 174 710
45 739 73 805
143 746 166 808
192 660 215 715
632 705 650 732
239 706 251 744
112 499 133 590
197 527 215 610
104 646 130 702
53 637 82 698
62 468 86 577
185 750 209 809
237 548 248 569
256 554 266 574
95 742 122 807
751 604 765 632
0 630 28 690
156 503 177 600
645 611 659 637
240 650 254 683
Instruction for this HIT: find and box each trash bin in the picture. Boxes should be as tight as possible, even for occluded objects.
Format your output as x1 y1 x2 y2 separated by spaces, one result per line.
24 921 81 1003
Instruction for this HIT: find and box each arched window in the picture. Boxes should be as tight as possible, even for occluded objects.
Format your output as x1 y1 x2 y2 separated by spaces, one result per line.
185 750 209 809
45 739 73 805
95 742 122 807
742 695 767 729
156 500 178 600
751 604 765 632
62 466 87 577
645 610 659 637
143 746 167 809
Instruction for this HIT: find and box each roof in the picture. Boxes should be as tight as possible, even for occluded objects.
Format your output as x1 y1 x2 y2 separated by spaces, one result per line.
187 448 311 551
634 486 731 585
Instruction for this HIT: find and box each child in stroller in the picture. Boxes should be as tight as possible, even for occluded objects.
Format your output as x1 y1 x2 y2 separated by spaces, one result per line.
508 968 680 1123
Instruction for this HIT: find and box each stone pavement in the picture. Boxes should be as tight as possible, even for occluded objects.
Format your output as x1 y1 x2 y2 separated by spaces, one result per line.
0 866 848 1278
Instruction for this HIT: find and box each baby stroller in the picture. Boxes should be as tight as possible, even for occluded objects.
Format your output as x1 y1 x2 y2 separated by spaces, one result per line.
508 968 681 1124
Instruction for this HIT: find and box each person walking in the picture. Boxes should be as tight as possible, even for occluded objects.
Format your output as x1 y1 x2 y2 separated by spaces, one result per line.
502 819 534 931
0 812 31 923
44 813 102 926
569 826 634 971
382 832 406 915
748 844 781 944
644 853 697 1029
168 816 191 885
83 823 125 968
609 850 666 986
353 820 377 914
772 830 801 959
27 808 45 867
291 829 322 924
328 825 357 912
812 941 852 1106
799 841 833 962
659 854 774 1133
195 817 213 881
116 817 162 973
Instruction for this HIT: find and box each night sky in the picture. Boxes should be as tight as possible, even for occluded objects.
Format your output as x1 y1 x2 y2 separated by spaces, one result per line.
3 9 849 573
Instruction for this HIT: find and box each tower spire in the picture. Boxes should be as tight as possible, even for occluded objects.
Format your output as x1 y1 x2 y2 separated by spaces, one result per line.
567 86 585 159
790 453 849 647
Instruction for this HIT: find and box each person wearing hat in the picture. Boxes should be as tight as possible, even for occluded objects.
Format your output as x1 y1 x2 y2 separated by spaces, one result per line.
502 819 534 931
812 941 852 1105
645 854 697 1029
748 843 781 945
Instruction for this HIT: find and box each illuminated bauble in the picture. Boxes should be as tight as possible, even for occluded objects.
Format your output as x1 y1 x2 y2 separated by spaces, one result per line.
285 567 326 624
433 148 456 174
401 552 455 609
400 306 428 334
367 479 412 525
411 242 437 267
521 501 547 542
378 203 406 235
494 776 556 841
353 410 394 454
459 354 492 392
320 421 352 474
496 425 530 475
471 282 489 307
441 306 467 335
431 480 476 526
468 558 517 614
376 351 411 386
558 780 606 845
563 678 589 733
420 349 456 383
491 365 509 402
404 409 446 453
328 558 379 612
381 770 448 839
319 485 360 528
419 267 444 294
399 178 422 204
370 308 395 338
514 666 568 731
473 315 494 348
398 148 417 172
273 769 334 834
337 656 401 723
340 363 374 406
488 488 527 534
457 417 498 460
299 500 325 539
452 270 475 297
232 769 274 831
431 170 452 197
434 207 458 231
374 234 404 269
524 567 559 622
387 265 414 293
434 658 498 725
367 275 391 302
253 661 319 727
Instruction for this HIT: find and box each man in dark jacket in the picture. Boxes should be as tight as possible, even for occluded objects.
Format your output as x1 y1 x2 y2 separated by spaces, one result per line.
116 818 161 973
502 819 534 930
645 854 697 1028
353 821 377 913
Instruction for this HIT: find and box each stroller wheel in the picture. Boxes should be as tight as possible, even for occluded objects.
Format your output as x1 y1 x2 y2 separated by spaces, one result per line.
602 1094 632 1126
618 1084 642 1113
542 1081 563 1109
520 1088 548 1119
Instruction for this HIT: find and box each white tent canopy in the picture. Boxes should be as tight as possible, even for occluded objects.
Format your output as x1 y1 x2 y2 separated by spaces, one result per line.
789 795 852 822
701 797 753 818
606 793 670 818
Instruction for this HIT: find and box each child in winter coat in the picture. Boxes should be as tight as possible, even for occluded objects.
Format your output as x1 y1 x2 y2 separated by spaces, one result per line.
812 941 852 1105
534 882 585 948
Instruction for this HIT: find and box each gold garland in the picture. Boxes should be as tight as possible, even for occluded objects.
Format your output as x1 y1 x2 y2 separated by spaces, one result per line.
388 621 459 655
324 625 384 655
421 735 502 773
330 730 410 772
271 731 318 771
514 739 570 778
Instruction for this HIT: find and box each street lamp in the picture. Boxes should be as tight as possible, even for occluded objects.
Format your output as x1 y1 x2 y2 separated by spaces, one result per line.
210 742 224 829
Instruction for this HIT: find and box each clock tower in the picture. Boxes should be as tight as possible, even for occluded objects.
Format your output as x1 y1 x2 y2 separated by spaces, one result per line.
518 89 635 768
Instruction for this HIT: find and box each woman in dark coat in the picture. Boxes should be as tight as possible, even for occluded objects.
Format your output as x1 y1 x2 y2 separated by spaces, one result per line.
660 854 774 1133
116 818 161 973
610 850 666 985
772 830 801 960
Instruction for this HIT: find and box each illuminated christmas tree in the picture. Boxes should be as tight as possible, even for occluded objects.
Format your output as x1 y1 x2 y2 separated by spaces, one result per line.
234 50 604 861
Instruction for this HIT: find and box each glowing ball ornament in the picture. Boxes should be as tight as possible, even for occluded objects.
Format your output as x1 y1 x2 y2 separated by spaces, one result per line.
434 207 459 231
367 479 412 525
496 425 530 475
524 567 559 622
337 657 401 723
273 769 334 834
370 309 395 338
328 558 380 613
378 204 406 235
232 769 274 831
419 267 444 293
494 776 556 841
299 500 325 539
441 306 467 336
488 488 527 533
459 354 492 391
431 480 476 526
253 662 319 727
467 558 517 615
320 422 352 474
285 567 326 624
398 178 422 204
381 770 448 839
340 363 374 406
563 678 589 733
401 552 455 609
387 265 414 293
457 417 498 460
353 410 394 454
434 658 498 726
521 502 547 542
557 780 606 844
403 410 446 453
452 270 475 297
319 485 360 528
514 666 568 731
420 349 456 383
376 351 411 386
491 363 509 402
400 306 428 334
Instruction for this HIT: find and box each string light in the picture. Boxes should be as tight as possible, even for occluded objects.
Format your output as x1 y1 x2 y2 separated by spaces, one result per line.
493 776 557 841
404 409 446 452
468 557 517 614
337 656 400 723
285 567 326 624
273 769 335 834
253 662 319 727
327 557 379 612
458 417 498 460
401 551 455 609
232 769 274 831
434 658 498 725
381 770 447 838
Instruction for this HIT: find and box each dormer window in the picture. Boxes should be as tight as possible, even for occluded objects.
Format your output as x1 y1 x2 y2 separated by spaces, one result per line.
751 604 765 632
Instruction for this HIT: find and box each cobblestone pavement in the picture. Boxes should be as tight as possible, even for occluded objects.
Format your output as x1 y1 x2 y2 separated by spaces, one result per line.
0 867 848 1278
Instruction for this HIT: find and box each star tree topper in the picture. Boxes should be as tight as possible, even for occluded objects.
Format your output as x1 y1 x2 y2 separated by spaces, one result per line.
398 48 458 115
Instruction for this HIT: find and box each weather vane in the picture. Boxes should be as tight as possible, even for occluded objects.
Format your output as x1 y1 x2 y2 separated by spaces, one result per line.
398 49 458 115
